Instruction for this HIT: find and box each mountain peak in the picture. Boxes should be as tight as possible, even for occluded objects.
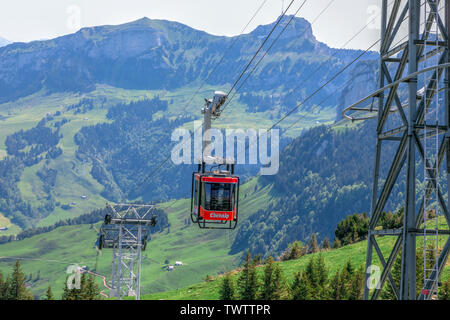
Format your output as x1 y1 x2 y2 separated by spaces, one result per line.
250 15 315 41
0 36 11 47
127 17 152 25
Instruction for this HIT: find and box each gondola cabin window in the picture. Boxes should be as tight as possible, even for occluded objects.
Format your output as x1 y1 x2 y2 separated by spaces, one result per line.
201 182 235 212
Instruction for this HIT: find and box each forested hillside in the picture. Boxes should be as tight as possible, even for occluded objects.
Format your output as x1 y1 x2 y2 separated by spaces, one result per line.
74 96 191 202
230 120 406 258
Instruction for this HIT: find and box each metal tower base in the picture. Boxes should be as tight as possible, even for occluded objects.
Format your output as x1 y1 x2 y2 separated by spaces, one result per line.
97 203 157 300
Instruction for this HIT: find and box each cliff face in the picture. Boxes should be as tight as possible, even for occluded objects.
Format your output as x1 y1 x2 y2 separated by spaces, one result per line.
336 59 379 121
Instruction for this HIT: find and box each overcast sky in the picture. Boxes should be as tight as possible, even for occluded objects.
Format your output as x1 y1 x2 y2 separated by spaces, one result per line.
0 0 384 49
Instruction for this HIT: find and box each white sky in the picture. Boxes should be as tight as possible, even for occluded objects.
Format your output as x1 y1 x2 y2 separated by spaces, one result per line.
0 0 383 49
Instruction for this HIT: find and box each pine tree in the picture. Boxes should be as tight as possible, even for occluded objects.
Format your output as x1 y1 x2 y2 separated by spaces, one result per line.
308 234 319 254
348 267 364 300
1 275 11 300
301 255 326 299
45 286 54 300
332 238 341 249
343 260 354 278
237 251 259 300
220 273 235 300
291 271 311 300
279 241 305 261
61 276 71 300
253 254 263 266
271 263 285 300
380 252 402 300
289 241 305 260
328 270 346 300
321 237 331 250
8 260 33 300
314 254 328 299
260 256 285 300
84 275 101 300
415 246 425 296
261 256 275 300
304 256 318 288
62 273 83 300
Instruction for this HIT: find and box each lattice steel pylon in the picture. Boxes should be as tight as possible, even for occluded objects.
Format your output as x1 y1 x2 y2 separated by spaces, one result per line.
343 0 450 300
96 204 157 300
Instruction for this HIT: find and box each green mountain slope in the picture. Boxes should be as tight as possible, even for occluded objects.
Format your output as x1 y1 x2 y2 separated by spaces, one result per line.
141 221 450 300
0 176 272 299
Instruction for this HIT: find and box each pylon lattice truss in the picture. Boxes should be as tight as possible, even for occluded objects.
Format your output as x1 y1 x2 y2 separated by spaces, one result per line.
343 0 450 300
97 204 157 300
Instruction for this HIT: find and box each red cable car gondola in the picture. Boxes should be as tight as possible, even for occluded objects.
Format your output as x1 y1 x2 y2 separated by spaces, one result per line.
190 91 239 229
191 162 239 229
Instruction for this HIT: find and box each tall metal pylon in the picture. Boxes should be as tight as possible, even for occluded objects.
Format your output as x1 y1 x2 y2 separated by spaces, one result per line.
96 204 157 300
343 0 450 300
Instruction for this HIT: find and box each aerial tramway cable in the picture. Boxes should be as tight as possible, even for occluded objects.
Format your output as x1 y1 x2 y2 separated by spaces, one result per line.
126 0 299 198
125 1 269 199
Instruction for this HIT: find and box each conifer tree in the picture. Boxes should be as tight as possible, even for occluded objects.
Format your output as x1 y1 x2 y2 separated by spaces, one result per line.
62 273 83 300
343 260 354 278
62 273 100 300
348 267 364 300
253 254 263 266
380 252 401 300
84 275 101 300
237 251 259 300
220 273 235 300
304 256 318 288
328 270 345 300
291 271 311 300
316 255 328 286
45 286 54 300
332 238 341 249
314 254 329 299
308 234 319 254
279 241 305 261
415 246 425 296
8 260 33 300
261 256 275 300
321 237 331 250
260 256 285 300
61 276 72 300
289 241 305 260
271 263 285 300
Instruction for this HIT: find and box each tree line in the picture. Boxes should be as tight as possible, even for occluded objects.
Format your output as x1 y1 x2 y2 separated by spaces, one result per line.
219 251 364 300
222 208 450 300
220 249 450 300
0 260 102 300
